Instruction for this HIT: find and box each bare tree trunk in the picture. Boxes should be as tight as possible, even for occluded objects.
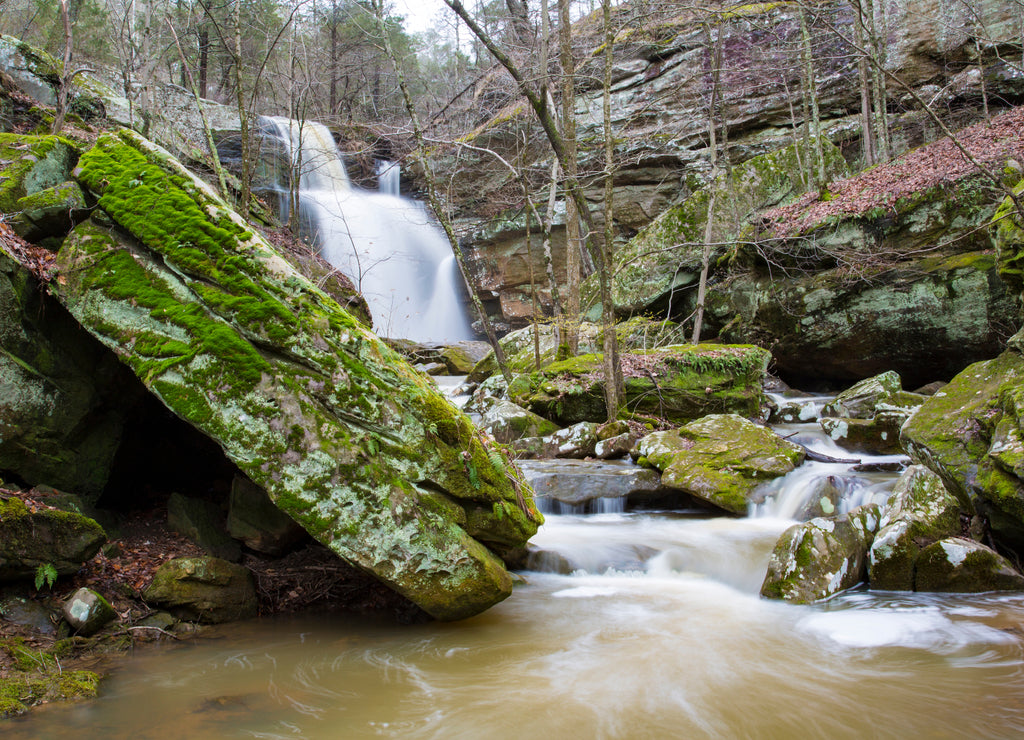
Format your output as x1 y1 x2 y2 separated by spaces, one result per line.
558 0 580 356
799 7 825 186
232 0 251 218
52 0 74 135
601 0 623 419
442 0 623 420
853 0 876 165
166 17 229 200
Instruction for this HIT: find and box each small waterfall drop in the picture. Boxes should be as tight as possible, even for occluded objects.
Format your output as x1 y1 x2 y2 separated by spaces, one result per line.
260 116 476 343
377 159 401 196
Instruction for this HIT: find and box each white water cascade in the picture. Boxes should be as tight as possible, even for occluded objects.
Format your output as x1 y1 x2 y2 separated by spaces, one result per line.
260 116 476 343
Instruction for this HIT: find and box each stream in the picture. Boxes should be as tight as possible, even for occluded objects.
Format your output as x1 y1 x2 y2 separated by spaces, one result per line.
8 395 1024 738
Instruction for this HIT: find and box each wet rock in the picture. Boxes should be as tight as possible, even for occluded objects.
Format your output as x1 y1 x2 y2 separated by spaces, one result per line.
62 587 117 636
167 493 241 562
901 349 1024 554
518 459 668 509
595 432 638 460
136 611 177 632
818 372 926 454
1 243 138 502
636 415 805 515
14 180 88 242
0 595 56 634
53 130 541 620
507 344 770 426
143 557 257 624
0 497 106 581
768 396 823 424
227 476 306 556
480 398 561 444
542 422 601 459
868 466 967 591
761 504 881 603
441 341 491 374
914 538 1024 592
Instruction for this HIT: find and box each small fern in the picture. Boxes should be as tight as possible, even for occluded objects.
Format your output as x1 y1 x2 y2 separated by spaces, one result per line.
34 562 58 591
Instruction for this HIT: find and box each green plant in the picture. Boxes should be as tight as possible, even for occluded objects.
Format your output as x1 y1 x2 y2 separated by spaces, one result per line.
34 563 58 591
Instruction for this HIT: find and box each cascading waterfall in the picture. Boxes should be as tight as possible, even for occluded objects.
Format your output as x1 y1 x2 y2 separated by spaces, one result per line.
259 116 475 343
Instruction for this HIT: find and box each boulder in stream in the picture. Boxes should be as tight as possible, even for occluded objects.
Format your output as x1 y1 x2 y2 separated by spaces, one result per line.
868 465 967 590
818 371 926 454
913 538 1024 592
143 557 257 624
635 414 805 514
760 504 881 603
51 129 542 620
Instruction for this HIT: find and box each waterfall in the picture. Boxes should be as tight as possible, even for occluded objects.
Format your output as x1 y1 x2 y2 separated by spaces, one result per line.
259 116 476 343
377 159 401 196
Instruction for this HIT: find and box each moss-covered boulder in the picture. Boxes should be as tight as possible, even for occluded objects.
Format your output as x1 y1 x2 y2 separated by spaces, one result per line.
901 349 1024 554
913 537 1024 592
143 557 256 624
1 245 139 499
468 317 689 381
760 504 880 603
635 414 805 514
710 249 1019 388
817 372 927 454
0 497 106 581
993 179 1024 302
53 129 542 621
507 344 770 426
867 465 967 590
0 133 79 214
479 398 560 444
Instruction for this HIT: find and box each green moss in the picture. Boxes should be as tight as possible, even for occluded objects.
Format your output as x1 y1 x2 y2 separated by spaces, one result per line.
0 133 79 213
0 639 101 717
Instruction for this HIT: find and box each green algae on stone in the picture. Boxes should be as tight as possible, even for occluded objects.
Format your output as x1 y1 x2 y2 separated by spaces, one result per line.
867 465 967 591
507 343 770 426
635 414 804 514
57 130 541 620
994 180 1024 300
760 504 880 603
0 489 107 582
901 350 1024 554
0 639 100 718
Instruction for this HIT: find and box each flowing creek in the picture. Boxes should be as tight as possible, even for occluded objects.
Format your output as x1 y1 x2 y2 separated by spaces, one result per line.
9 396 1024 738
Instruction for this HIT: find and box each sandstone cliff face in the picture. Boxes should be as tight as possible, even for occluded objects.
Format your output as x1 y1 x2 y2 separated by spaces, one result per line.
444 0 1024 382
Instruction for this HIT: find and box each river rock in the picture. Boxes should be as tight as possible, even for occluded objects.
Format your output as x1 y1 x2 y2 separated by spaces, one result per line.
867 465 967 591
0 594 56 634
52 129 542 621
635 414 805 515
0 497 106 581
901 349 1024 554
761 504 881 603
914 538 1024 592
518 459 669 509
479 398 560 444
143 557 256 624
167 493 241 562
226 475 306 556
817 372 925 454
62 587 117 636
507 344 770 426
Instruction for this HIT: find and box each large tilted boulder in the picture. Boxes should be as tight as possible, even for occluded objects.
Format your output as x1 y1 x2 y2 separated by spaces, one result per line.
507 344 770 426
52 129 542 620
913 538 1024 592
760 504 881 603
635 414 805 514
